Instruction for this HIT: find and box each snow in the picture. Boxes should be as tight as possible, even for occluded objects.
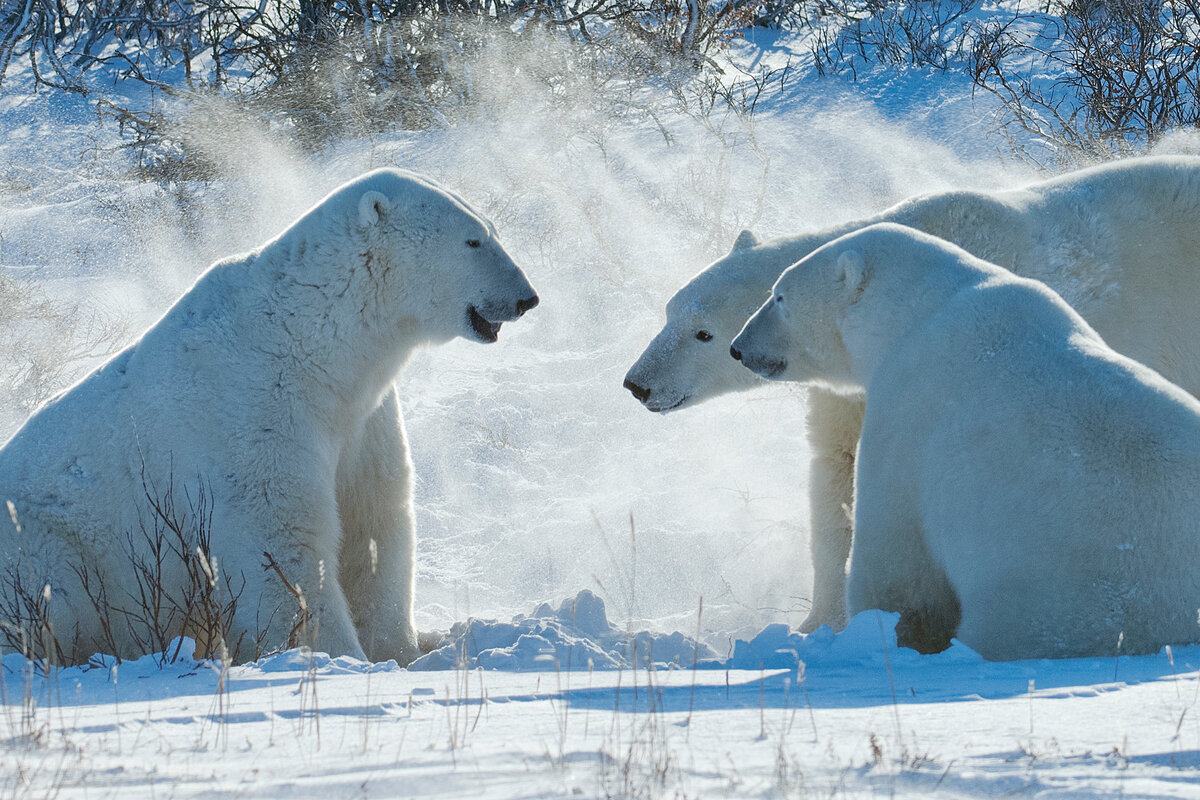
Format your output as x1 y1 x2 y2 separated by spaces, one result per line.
4 608 1200 797
411 591 716 671
1 5 1198 796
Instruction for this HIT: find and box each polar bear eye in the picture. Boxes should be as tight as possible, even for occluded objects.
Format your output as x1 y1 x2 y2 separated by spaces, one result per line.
695 330 713 342
466 239 482 248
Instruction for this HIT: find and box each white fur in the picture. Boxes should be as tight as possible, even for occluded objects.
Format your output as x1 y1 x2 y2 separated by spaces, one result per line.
0 168 538 665
625 155 1200 633
732 223 1200 660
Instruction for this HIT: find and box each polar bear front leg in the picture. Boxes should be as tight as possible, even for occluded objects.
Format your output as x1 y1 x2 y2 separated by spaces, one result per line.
336 390 420 666
220 490 366 662
798 388 864 633
845 476 959 654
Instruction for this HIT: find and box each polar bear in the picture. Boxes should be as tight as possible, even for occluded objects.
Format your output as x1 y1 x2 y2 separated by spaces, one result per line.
624 155 1200 634
730 223 1200 660
0 168 538 665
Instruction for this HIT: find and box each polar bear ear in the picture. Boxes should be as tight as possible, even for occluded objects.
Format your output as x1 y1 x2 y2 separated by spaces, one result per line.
358 191 391 227
836 250 868 296
731 229 759 252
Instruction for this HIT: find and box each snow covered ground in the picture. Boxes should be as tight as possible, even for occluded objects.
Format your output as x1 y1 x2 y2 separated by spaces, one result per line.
2 11 1199 798
5 608 1200 798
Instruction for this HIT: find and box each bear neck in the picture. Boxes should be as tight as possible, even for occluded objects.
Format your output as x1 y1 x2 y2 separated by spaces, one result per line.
251 239 419 437
838 258 988 387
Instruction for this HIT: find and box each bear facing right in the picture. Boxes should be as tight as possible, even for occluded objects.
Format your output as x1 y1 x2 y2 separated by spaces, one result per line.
731 222 1200 661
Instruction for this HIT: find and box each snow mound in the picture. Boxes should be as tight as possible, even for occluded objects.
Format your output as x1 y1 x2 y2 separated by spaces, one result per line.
409 589 717 671
710 610 984 670
253 648 402 674
405 598 981 674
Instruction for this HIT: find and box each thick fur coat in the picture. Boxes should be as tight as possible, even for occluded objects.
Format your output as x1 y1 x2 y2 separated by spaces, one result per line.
0 169 538 664
625 156 1200 633
732 223 1200 660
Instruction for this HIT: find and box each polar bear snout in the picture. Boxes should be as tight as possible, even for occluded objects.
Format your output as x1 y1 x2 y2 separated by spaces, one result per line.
473 291 538 324
731 339 788 378
466 284 539 344
516 294 539 317
623 377 651 403
731 325 787 379
621 362 692 412
463 240 539 341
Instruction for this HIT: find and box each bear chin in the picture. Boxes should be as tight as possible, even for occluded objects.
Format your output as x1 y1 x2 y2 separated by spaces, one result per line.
742 356 787 380
467 305 502 343
647 394 691 413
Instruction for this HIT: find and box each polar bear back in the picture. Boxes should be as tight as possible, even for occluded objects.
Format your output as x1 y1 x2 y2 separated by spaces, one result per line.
892 157 1200 391
0 258 263 606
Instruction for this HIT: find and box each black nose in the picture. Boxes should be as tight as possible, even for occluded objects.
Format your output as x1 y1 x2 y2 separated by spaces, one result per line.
730 345 742 361
623 378 651 403
516 295 539 317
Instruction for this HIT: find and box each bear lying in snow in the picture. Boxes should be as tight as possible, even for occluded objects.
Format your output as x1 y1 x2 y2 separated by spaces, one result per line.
624 155 1200 635
731 223 1200 660
0 168 538 665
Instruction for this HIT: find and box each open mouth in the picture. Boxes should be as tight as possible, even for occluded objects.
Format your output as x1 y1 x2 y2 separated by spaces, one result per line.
468 305 501 343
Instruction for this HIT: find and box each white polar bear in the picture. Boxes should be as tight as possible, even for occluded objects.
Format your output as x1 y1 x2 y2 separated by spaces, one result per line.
0 168 538 665
731 223 1200 660
624 155 1200 634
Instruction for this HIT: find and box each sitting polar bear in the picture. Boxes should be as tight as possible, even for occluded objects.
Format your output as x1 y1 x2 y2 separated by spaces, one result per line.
731 223 1200 660
624 155 1200 634
0 169 538 665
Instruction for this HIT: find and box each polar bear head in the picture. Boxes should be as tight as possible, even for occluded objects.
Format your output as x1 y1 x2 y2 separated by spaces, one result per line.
294 168 539 347
623 230 792 412
731 223 985 391
730 230 872 391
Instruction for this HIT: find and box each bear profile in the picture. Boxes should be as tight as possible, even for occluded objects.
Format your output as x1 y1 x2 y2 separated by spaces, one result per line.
732 223 1200 660
625 155 1200 634
0 168 538 665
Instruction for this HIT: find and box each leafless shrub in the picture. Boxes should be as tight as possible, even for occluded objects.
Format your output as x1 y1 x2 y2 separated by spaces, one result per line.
1 0 761 143
0 450 345 669
95 99 219 183
68 468 250 666
970 0 1200 166
0 467 252 668
675 57 797 117
261 550 315 653
811 0 979 77
0 572 63 672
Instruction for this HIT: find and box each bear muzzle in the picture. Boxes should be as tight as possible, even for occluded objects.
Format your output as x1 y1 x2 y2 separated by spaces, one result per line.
622 375 690 412
516 294 539 317
731 345 787 379
623 377 651 403
467 292 539 343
